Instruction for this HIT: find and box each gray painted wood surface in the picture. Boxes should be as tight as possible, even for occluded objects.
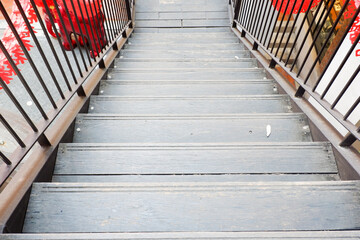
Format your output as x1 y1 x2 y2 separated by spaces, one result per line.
115 61 256 69
133 27 231 33
99 80 279 96
88 96 292 114
24 182 360 232
6 231 360 239
123 43 246 50
54 142 337 175
73 114 312 143
108 69 266 80
118 50 252 59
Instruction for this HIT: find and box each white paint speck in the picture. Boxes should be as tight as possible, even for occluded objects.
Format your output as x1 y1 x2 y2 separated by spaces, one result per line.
27 101 33 106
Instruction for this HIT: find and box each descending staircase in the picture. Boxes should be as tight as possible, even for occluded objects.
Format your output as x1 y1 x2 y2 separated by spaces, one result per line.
4 0 360 238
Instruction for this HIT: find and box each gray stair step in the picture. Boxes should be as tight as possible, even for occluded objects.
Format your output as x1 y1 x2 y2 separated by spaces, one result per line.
116 57 251 63
88 96 292 114
133 27 231 33
53 174 340 182
135 19 229 28
124 43 245 51
108 69 266 80
99 80 279 96
54 142 337 177
127 37 239 44
4 231 360 239
119 49 251 58
136 11 228 20
136 0 228 12
115 61 256 69
131 32 235 38
73 114 312 143
23 181 360 233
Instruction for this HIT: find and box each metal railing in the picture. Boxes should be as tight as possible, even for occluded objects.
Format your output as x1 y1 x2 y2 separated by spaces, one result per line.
0 0 134 186
231 0 360 147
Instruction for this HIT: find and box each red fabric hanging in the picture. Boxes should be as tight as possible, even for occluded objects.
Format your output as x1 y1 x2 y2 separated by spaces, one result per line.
271 0 322 15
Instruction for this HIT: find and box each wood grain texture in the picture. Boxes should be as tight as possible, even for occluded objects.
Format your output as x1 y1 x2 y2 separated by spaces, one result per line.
3 231 360 239
24 182 360 233
99 80 278 96
73 114 312 143
88 96 291 114
54 142 337 175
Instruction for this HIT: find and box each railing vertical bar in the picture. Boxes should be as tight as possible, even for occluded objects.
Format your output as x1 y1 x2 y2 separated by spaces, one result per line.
266 0 285 49
0 114 26 148
102 0 116 41
125 0 133 28
279 0 306 62
259 0 274 43
15 0 66 100
253 0 267 39
312 5 360 91
61 0 89 72
0 1 58 109
42 1 78 83
247 0 258 34
111 0 121 33
289 0 328 70
331 65 360 109
0 78 38 132
75 0 97 60
344 96 360 121
91 0 107 49
114 0 123 33
68 0 93 66
303 0 352 83
239 0 247 26
296 0 337 76
96 0 110 46
29 0 73 91
320 32 360 98
262 0 279 46
81 0 101 56
87 0 105 54
270 0 291 53
0 152 12 166
51 0 84 79
118 0 128 31
0 41 48 120
274 0 298 57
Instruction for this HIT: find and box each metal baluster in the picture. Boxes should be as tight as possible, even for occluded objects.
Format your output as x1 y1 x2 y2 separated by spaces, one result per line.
29 0 73 91
0 114 26 148
0 2 58 109
296 0 337 76
0 41 48 120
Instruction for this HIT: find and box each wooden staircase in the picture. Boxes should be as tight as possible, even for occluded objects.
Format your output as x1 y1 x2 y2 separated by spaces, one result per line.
4 0 360 238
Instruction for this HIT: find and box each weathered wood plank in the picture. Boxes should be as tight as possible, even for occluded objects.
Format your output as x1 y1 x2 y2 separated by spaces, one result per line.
118 50 251 59
54 142 337 175
99 80 278 96
24 182 360 232
88 96 292 114
4 231 360 239
53 174 341 182
73 114 312 143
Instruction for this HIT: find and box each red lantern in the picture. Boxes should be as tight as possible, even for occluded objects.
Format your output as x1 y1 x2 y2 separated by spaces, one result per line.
271 0 322 15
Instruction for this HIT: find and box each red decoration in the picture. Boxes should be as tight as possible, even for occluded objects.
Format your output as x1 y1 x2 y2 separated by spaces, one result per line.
35 0 107 57
344 0 360 57
0 0 107 88
271 0 322 15
0 0 36 88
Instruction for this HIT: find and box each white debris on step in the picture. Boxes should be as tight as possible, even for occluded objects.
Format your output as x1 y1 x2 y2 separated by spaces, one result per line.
266 125 271 137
